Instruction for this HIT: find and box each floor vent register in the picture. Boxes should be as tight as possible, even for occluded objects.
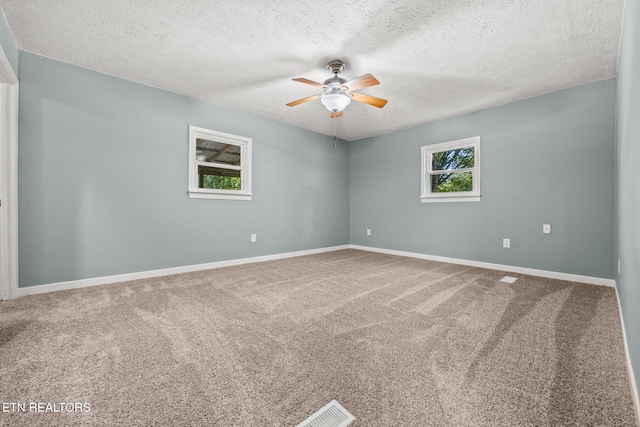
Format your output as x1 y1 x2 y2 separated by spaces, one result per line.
296 400 355 427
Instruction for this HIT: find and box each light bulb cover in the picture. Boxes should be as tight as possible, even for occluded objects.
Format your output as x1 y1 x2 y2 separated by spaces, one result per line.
321 93 351 112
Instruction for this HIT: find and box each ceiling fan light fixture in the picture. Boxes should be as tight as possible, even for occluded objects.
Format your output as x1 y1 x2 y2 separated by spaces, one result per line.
287 60 386 117
321 93 351 113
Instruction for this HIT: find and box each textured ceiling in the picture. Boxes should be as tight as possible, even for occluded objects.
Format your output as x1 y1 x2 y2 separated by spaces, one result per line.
0 0 625 141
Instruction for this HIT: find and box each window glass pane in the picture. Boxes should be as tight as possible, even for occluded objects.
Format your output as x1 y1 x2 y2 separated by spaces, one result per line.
431 147 474 171
198 165 241 190
196 138 241 166
431 171 473 193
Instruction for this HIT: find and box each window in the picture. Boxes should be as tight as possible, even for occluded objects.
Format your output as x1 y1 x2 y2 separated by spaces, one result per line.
188 126 252 200
421 136 480 203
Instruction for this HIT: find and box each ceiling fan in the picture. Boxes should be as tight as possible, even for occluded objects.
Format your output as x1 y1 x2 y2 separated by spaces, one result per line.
286 60 388 118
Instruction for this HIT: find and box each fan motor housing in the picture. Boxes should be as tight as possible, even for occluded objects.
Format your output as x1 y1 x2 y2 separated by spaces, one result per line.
323 75 347 90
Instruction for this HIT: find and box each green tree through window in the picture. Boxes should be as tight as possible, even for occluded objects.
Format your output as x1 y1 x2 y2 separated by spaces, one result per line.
431 147 474 192
202 175 241 190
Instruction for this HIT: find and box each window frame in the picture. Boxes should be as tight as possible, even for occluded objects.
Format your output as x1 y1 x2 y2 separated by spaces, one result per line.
188 125 252 201
420 136 481 203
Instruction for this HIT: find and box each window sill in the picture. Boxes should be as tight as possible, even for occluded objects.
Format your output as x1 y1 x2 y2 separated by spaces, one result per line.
421 196 480 203
188 191 252 201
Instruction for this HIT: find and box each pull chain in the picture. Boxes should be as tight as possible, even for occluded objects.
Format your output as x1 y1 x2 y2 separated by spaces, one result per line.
333 120 337 148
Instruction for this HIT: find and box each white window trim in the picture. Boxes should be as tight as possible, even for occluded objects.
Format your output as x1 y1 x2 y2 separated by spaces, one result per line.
421 136 481 203
188 126 252 201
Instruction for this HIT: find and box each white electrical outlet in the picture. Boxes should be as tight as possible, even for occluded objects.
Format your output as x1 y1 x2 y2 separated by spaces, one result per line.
250 234 257 243
503 238 511 248
367 229 371 236
618 259 621 275
543 224 551 234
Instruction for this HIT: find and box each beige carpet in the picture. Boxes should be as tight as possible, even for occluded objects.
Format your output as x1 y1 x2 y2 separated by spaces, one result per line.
0 249 636 426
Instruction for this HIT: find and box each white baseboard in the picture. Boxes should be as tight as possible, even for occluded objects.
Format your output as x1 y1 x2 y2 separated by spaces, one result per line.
16 245 350 298
615 286 640 425
349 245 616 287
17 243 615 298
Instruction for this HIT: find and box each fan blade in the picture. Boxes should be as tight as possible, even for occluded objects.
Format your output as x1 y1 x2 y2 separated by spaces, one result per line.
342 73 379 91
286 94 321 107
330 111 343 118
292 78 327 89
350 92 388 108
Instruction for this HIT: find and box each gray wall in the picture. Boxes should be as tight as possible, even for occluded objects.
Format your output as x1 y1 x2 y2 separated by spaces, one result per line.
351 79 616 279
13 41 623 290
18 52 350 287
616 0 640 393
0 10 18 76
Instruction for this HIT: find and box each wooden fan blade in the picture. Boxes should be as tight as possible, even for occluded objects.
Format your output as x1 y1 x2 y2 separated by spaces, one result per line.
330 111 343 118
286 94 321 107
292 78 327 89
342 73 379 91
350 92 388 108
